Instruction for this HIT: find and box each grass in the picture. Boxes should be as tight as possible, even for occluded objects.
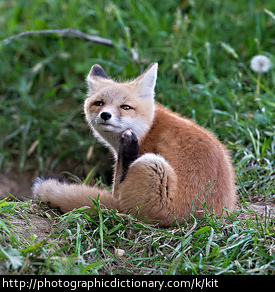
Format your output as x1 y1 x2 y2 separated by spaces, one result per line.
0 0 275 275
0 197 274 275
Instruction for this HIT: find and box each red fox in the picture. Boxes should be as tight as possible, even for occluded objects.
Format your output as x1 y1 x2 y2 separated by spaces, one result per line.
32 63 237 226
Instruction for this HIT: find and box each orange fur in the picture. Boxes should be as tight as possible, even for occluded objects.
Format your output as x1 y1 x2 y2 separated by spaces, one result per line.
32 63 237 226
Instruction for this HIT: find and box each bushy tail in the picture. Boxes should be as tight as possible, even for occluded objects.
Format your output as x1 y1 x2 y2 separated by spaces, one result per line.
32 175 116 212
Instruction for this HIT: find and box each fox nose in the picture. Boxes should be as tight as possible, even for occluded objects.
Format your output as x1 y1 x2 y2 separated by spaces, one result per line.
100 112 112 121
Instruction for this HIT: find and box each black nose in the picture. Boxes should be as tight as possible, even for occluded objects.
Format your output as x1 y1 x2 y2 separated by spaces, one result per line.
101 112 112 121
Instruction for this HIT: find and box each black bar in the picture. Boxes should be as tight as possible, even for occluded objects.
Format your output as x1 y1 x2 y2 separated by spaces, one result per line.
0 275 267 290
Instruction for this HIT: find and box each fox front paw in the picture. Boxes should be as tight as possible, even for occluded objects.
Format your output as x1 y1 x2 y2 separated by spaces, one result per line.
119 129 140 181
120 129 140 162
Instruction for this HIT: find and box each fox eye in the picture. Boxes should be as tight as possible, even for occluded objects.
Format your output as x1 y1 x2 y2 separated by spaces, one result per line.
120 105 132 110
94 101 104 106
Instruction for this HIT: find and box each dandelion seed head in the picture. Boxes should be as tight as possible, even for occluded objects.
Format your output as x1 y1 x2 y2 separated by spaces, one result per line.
172 63 179 70
250 55 271 73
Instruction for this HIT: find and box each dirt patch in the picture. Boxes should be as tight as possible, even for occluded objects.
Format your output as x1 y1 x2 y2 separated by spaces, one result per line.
8 214 56 242
4 201 61 244
0 172 33 200
236 202 275 222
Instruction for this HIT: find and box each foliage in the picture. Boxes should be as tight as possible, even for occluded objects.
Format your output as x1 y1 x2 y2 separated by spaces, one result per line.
0 0 274 275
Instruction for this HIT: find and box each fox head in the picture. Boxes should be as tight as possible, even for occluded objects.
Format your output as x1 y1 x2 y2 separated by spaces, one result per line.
84 63 158 156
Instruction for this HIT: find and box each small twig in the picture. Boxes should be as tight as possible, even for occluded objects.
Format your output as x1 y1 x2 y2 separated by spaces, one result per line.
2 28 139 63
2 28 113 46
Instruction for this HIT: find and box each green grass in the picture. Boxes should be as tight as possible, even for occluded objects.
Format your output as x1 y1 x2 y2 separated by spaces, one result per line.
0 0 275 275
0 197 274 275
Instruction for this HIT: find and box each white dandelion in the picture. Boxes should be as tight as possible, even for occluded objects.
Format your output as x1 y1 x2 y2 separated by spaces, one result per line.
250 55 270 73
250 55 271 100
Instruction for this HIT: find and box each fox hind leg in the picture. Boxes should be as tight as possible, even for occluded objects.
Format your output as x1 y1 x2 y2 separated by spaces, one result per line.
117 153 178 226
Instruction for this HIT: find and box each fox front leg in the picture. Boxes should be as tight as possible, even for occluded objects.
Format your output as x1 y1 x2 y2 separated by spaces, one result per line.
118 129 140 183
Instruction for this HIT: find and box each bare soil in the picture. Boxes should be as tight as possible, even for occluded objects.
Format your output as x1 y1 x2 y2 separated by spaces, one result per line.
8 210 58 242
0 172 33 200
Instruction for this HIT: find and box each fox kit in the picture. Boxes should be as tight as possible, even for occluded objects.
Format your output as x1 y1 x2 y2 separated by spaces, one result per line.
32 63 237 226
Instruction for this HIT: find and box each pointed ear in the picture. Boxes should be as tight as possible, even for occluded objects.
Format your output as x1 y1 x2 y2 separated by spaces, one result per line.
134 63 158 98
87 64 109 93
89 64 108 79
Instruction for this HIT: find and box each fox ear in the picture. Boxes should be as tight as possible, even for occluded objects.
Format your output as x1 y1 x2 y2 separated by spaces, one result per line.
87 64 109 93
89 64 109 79
135 63 158 99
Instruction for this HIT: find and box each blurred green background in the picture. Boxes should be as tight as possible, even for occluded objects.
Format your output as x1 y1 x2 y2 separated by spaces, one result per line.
0 0 274 200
